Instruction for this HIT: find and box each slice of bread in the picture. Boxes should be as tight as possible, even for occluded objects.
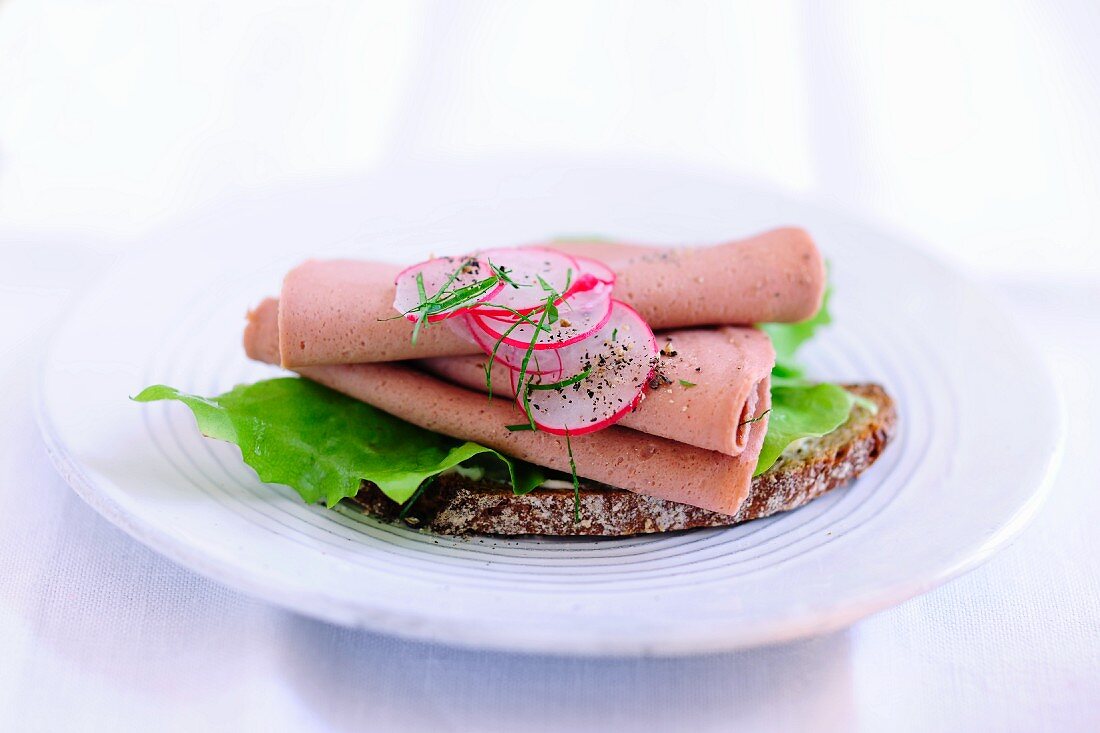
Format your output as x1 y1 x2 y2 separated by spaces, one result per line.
348 384 897 536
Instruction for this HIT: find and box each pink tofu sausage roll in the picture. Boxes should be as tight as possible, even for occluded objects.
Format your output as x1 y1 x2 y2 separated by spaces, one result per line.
277 227 823 367
244 299 767 515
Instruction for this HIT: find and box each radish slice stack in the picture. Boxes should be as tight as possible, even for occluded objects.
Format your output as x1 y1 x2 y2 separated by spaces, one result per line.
570 256 616 286
472 284 613 350
522 301 657 435
394 247 657 436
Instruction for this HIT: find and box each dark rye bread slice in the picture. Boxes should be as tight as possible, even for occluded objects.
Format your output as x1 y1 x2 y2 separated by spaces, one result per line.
349 384 897 537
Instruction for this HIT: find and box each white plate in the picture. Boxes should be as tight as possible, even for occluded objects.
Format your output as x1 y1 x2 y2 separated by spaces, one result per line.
37 159 1063 656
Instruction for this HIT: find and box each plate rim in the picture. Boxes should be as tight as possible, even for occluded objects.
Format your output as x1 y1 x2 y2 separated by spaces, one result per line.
34 162 1067 656
35 394 1064 656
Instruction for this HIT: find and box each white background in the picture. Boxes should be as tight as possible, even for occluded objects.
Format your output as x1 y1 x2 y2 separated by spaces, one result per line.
1 2 1098 731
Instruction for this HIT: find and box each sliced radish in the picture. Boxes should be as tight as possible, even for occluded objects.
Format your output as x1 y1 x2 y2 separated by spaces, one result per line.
507 345 565 378
394 255 503 324
571 255 616 286
472 284 613 351
456 315 565 377
444 313 482 346
517 301 657 436
471 247 590 317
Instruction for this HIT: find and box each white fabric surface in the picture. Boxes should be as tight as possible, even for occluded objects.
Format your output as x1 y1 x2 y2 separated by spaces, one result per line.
1 256 1096 732
2 2 1098 731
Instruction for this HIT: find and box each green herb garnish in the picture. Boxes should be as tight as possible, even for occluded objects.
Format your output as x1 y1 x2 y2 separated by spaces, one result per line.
489 261 523 289
410 271 429 345
526 366 593 392
398 477 434 519
565 431 581 523
406 257 499 344
481 304 548 400
738 408 771 426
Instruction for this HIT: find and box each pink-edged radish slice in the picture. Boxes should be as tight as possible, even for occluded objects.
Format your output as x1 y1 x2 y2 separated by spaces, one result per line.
559 270 602 300
471 247 592 317
472 284 613 350
444 313 482 346
490 340 566 378
571 255 616 286
503 345 565 379
456 315 566 377
518 300 657 436
393 255 504 324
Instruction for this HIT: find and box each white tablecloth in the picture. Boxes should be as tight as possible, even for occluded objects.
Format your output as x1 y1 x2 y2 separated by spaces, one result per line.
2 236 1097 733
2 2 1098 730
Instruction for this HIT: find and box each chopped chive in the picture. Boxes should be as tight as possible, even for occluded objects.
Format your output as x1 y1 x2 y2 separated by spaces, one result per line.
520 382 537 428
427 276 498 313
484 319 522 400
611 328 618 342
566 431 581 523
488 260 524 289
416 270 428 301
398 476 434 520
516 304 549 429
411 271 429 345
409 257 498 344
527 366 593 391
678 379 696 388
738 408 771 427
478 303 550 330
426 257 472 302
479 303 554 399
505 423 536 432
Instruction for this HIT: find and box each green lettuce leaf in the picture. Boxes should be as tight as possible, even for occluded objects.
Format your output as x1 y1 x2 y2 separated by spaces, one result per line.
755 287 870 476
133 378 545 507
753 382 855 476
760 287 832 380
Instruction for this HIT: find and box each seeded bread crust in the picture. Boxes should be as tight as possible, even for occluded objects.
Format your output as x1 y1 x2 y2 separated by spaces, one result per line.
348 384 896 536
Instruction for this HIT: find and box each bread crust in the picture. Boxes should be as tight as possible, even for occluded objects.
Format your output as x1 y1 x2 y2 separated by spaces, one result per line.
348 384 897 536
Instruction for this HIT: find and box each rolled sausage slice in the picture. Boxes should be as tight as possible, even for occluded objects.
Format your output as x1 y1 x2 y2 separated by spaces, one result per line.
419 327 774 457
547 227 824 333
245 299 767 515
278 260 473 366
277 227 823 367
